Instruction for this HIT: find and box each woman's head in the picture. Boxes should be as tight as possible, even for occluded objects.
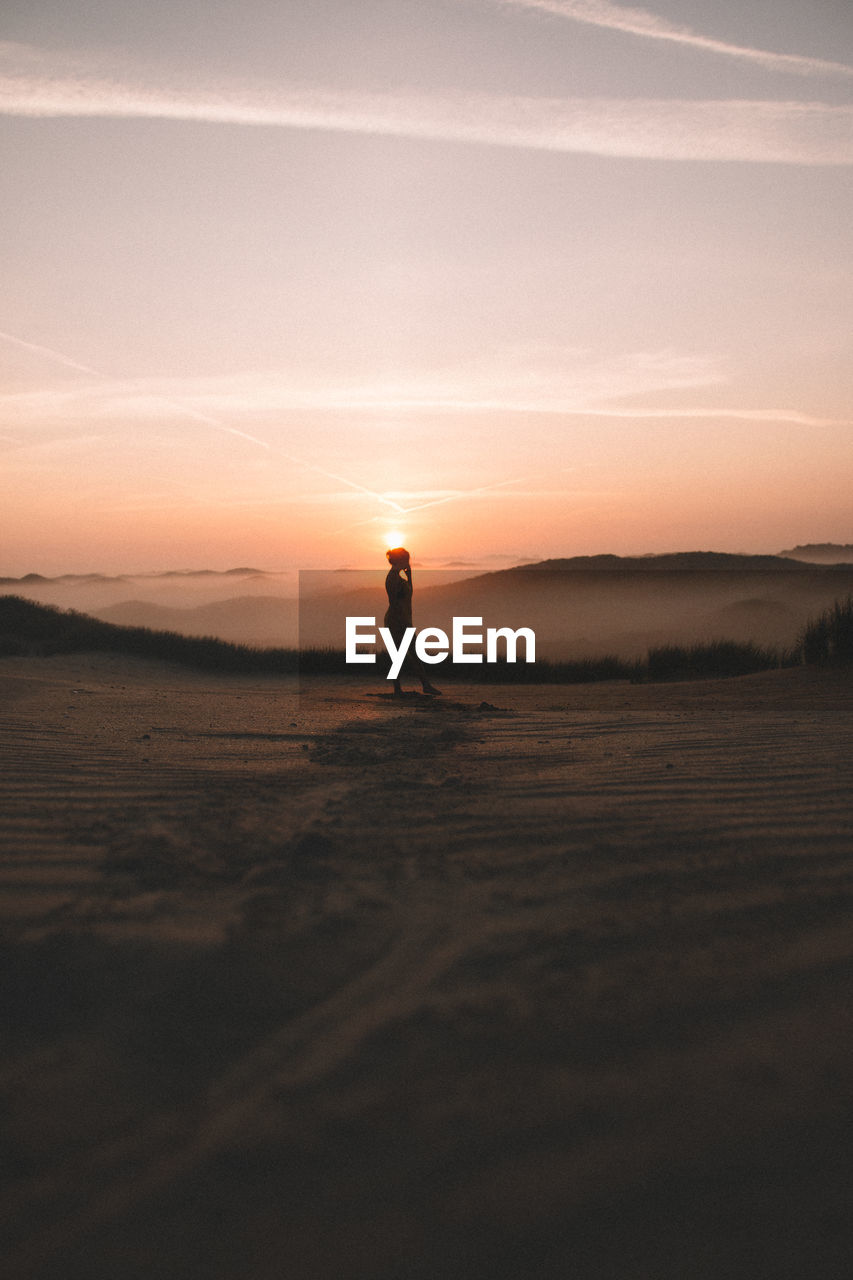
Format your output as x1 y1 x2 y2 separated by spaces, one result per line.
386 546 410 568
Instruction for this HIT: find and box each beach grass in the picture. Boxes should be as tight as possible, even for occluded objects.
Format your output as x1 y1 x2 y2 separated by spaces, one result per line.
795 594 853 665
3 593 847 683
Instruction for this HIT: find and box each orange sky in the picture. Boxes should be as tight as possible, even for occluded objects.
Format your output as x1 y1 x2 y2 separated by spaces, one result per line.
1 1 851 574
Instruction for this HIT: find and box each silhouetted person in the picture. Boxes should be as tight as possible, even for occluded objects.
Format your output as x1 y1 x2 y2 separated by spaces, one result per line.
384 547 441 697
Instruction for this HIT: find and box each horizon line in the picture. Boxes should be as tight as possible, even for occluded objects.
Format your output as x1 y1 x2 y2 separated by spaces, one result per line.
4 546 852 582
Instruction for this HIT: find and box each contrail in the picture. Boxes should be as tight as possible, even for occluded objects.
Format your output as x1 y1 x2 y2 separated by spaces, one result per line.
144 390 404 507
330 474 544 537
2 42 853 165
0 328 102 377
392 474 537 517
0 328 522 520
573 405 851 427
496 0 853 79
0 329 402 513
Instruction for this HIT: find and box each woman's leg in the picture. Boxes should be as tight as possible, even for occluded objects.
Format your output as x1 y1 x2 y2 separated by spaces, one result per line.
385 624 441 694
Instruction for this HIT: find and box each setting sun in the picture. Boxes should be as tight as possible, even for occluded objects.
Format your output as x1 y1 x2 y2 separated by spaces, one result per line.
383 530 406 550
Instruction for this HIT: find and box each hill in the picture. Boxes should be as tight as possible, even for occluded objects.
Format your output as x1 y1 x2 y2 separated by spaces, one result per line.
509 552 812 573
0 593 783 684
0 568 293 620
779 543 853 564
6 591 850 682
300 553 853 659
94 595 297 647
0 596 299 674
5 554 853 663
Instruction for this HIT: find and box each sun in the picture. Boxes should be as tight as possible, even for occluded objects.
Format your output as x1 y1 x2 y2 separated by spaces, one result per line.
383 529 406 549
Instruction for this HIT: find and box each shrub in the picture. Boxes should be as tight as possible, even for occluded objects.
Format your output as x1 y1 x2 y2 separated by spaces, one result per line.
643 640 781 682
2 595 804 684
0 596 299 673
795 596 853 665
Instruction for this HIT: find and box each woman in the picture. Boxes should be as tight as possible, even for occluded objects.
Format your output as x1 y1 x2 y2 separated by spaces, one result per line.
384 546 441 696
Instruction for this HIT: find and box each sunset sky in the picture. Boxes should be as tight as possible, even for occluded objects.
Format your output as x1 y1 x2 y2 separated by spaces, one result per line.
1 0 851 574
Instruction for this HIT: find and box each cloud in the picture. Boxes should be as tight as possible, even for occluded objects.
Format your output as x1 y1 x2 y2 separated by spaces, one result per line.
1 327 846 449
1 42 851 164
0 352 845 431
0 345 722 421
497 0 853 79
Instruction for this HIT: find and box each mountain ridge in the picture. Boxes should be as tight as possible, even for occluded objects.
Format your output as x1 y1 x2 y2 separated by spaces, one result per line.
1 550 844 587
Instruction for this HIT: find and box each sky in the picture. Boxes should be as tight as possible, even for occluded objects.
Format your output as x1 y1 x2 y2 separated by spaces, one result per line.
1 0 851 574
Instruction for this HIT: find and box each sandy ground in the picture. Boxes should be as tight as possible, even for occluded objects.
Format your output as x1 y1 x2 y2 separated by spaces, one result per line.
1 655 852 1279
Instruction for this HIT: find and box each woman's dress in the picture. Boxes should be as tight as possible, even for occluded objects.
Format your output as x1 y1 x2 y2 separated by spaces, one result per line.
384 568 412 644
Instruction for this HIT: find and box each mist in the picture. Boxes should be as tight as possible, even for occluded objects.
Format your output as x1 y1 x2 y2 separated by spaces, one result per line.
4 553 852 659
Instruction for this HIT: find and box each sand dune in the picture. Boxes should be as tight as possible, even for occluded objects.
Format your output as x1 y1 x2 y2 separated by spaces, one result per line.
1 655 852 1278
94 595 299 648
0 570 293 619
300 556 853 659
8 555 853 656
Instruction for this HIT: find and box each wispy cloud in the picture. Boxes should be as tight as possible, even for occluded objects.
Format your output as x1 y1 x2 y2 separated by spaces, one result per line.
0 329 584 527
0 345 721 422
496 0 853 79
1 348 845 431
1 42 851 164
0 327 402 514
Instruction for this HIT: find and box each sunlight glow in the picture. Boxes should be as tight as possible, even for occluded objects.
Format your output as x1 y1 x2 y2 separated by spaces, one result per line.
384 530 406 550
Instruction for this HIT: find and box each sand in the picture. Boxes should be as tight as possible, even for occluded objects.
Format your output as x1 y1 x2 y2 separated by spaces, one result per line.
1 654 852 1278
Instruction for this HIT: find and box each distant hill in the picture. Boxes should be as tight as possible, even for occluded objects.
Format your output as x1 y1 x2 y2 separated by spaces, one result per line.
779 544 853 564
0 568 268 587
4 590 849 681
0 568 294 622
0 593 790 683
5 554 853 660
0 572 130 588
497 552 811 573
0 596 299 673
300 553 853 658
95 595 297 647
